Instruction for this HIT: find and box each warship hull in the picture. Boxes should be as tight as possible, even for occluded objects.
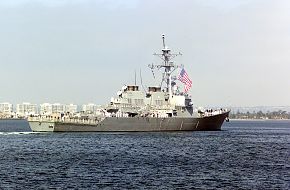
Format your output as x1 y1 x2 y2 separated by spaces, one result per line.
28 111 229 132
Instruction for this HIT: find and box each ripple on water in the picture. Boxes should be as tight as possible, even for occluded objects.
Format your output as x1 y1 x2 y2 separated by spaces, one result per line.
0 120 289 189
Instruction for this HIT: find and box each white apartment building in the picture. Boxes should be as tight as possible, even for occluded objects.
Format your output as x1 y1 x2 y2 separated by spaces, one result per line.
82 103 98 113
40 103 53 115
52 103 66 114
16 102 38 116
0 102 13 114
39 103 78 115
65 104 78 114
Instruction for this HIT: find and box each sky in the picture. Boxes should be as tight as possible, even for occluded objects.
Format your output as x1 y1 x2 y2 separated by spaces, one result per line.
0 0 289 107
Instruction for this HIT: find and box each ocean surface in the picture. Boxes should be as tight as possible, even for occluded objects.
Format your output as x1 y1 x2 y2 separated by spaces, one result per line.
0 120 289 189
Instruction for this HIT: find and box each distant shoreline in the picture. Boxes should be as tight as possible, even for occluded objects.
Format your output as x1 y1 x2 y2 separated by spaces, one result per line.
229 118 290 121
0 118 25 121
1 118 290 121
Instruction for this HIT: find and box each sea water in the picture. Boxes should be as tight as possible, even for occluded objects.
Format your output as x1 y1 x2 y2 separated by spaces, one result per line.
0 119 289 189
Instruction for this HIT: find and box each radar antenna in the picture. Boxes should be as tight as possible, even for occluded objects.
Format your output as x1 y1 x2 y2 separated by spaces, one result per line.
148 34 182 96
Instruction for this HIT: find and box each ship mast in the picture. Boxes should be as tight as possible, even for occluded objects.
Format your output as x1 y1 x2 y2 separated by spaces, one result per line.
149 34 182 97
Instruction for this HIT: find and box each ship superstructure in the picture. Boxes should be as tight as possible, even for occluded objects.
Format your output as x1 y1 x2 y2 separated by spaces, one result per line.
108 34 194 117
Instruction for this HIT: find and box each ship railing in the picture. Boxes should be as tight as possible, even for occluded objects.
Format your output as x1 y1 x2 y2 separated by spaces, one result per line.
28 116 105 125
203 108 228 117
60 118 105 125
28 116 58 122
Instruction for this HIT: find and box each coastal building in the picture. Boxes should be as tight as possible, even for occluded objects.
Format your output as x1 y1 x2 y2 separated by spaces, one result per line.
0 102 13 114
65 104 78 114
39 103 78 115
16 102 38 117
82 103 98 114
40 103 53 115
52 103 66 114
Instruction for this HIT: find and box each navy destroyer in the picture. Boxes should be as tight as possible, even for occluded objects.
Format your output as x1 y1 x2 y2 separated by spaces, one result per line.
28 35 230 132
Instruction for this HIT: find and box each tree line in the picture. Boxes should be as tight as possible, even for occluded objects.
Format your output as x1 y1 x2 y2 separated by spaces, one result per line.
230 110 290 119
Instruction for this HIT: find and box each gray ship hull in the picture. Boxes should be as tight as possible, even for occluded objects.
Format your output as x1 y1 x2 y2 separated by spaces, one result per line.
28 111 229 132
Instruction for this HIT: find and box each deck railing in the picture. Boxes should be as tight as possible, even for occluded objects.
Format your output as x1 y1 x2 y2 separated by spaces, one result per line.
28 117 104 125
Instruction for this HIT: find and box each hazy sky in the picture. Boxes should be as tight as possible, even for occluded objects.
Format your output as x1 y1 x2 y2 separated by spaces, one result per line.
0 0 289 107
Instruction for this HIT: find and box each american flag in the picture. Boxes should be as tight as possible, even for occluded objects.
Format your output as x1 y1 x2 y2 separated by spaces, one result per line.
178 68 192 93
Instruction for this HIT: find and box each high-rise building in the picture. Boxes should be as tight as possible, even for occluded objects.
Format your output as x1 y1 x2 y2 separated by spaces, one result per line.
52 103 65 114
82 103 98 113
40 103 53 115
39 103 78 115
16 102 38 116
0 102 13 114
65 104 78 114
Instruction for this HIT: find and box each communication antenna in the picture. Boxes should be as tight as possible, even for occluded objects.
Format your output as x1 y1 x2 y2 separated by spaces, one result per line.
149 63 155 79
162 34 166 49
149 34 182 95
139 69 147 92
134 69 137 85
